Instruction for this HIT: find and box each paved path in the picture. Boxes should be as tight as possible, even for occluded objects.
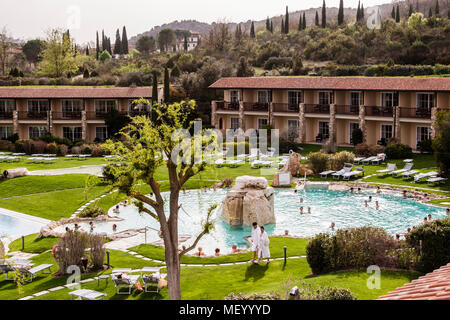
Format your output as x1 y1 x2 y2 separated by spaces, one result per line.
28 165 106 177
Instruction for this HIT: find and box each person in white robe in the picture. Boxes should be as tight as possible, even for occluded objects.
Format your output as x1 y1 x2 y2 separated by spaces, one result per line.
251 222 260 263
258 225 270 264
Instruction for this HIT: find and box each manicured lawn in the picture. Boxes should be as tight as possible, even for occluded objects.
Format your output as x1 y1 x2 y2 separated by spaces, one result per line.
131 237 310 264
8 233 59 254
0 156 107 171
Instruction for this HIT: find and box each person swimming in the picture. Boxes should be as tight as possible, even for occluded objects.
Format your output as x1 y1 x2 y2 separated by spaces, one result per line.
300 198 304 203
368 196 372 202
307 207 311 214
376 187 381 194
427 214 432 221
364 200 369 207
112 224 117 232
299 207 304 214
89 221 95 232
74 223 80 231
375 201 379 209
113 205 120 213
349 187 354 193
330 222 335 230
357 188 362 194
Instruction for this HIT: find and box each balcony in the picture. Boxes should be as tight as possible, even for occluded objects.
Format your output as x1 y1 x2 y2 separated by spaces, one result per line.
216 101 239 112
86 111 108 120
243 102 269 112
272 103 299 113
304 104 330 114
18 111 48 120
0 112 13 120
335 105 359 116
52 111 82 120
365 106 393 117
399 107 431 119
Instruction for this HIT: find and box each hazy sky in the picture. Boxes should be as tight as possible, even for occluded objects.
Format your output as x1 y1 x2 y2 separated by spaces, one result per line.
1 0 391 44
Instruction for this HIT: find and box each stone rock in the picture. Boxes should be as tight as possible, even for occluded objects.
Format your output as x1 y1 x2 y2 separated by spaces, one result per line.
222 176 275 226
3 168 29 179
272 151 302 187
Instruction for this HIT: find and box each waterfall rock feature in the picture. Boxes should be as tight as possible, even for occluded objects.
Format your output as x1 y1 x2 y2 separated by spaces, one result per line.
221 176 275 226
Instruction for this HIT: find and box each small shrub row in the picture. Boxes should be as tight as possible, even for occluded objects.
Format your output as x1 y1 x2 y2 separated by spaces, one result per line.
308 151 355 174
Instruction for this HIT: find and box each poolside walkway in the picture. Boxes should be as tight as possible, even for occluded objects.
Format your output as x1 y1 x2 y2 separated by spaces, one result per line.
28 165 106 177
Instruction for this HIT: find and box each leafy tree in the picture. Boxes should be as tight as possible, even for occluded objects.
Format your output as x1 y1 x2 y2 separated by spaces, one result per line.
285 6 290 34
38 29 79 78
236 56 254 77
22 39 45 66
322 0 327 28
104 100 216 300
250 22 255 38
158 29 176 52
122 26 129 54
136 36 156 55
164 67 170 102
433 110 450 177
104 109 131 138
114 29 122 55
99 50 112 62
338 0 344 25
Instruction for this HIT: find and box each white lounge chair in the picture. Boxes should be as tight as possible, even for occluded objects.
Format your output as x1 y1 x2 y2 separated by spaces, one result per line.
361 156 377 165
251 160 263 169
320 170 335 178
376 163 397 176
69 289 107 300
342 168 365 181
353 157 365 164
332 163 354 180
427 177 448 186
19 264 53 282
226 159 243 168
140 267 165 293
414 171 439 183
371 153 386 165
215 159 225 168
392 163 414 177
111 273 140 295
401 170 420 180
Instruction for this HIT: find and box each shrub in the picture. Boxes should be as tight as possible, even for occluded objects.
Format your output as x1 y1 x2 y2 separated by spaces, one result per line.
0 140 14 152
80 144 93 155
45 142 58 155
57 144 69 156
356 143 384 157
308 152 330 174
385 143 413 159
329 151 355 171
351 128 363 146
306 233 333 274
71 146 81 155
225 292 281 300
264 57 293 70
89 234 106 270
406 217 450 273
14 139 26 153
290 281 357 300
91 144 105 157
417 139 433 154
78 206 106 218
368 144 385 156
23 140 47 155
279 139 303 153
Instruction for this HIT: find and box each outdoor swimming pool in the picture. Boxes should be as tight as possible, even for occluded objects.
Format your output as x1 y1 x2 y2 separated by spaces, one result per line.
54 188 446 255
0 212 47 239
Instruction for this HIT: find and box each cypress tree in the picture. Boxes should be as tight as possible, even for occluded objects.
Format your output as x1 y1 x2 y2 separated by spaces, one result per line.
338 0 344 25
96 31 100 60
270 21 273 33
361 3 364 19
435 0 440 16
357 1 361 22
315 11 320 26
86 45 89 56
266 17 271 31
298 15 302 31
395 5 400 22
392 6 396 19
163 67 170 103
409 3 414 16
322 0 327 28
122 26 129 55
429 7 433 17
448 0 450 19
102 30 105 51
114 29 122 55
281 18 285 34
152 72 158 104
285 6 289 34
250 21 255 38
416 0 420 12
184 35 188 51
303 12 307 29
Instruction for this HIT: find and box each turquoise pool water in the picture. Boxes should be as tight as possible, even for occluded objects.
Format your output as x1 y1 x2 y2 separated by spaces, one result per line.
54 188 446 255
0 213 46 239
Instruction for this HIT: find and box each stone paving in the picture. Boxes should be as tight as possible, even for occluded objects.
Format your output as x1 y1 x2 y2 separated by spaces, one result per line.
29 165 106 177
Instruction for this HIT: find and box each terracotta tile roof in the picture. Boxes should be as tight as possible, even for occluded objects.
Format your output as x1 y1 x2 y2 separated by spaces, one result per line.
378 263 450 300
209 77 450 92
0 87 152 99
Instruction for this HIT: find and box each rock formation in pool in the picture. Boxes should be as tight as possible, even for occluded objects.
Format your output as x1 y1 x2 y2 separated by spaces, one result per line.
221 176 275 226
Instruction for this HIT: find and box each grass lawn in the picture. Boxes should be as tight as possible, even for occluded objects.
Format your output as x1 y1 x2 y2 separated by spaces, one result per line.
0 156 107 171
8 233 59 254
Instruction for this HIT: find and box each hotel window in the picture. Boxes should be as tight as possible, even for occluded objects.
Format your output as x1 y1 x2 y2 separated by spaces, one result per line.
288 91 302 109
318 91 333 105
381 124 393 140
0 126 13 139
63 127 82 141
28 126 47 139
230 90 240 103
416 126 431 146
258 118 268 129
257 91 270 104
381 92 398 107
417 93 434 110
288 120 299 138
94 100 117 113
95 127 108 141
318 121 330 138
350 92 363 106
230 117 240 130
27 100 49 113
62 100 82 113
0 100 15 113
349 122 359 144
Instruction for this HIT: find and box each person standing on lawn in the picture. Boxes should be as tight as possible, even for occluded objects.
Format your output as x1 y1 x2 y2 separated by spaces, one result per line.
257 226 270 265
251 222 261 263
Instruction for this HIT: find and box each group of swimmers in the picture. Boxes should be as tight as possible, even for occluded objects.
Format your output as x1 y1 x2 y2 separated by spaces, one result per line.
184 244 247 257
65 221 118 233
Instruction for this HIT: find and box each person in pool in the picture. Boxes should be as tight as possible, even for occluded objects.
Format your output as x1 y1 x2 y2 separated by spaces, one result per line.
65 227 71 232
74 223 80 231
357 188 362 194
446 208 450 215
364 200 369 207
349 187 354 193
375 201 379 209
113 205 120 213
368 196 372 202
195 247 206 256
112 224 117 232
294 189 298 194
423 217 428 223
214 248 221 257
299 207 304 214
376 187 381 194
307 207 311 214
89 221 95 232
299 198 304 203
330 222 335 230
231 244 246 253
427 214 432 221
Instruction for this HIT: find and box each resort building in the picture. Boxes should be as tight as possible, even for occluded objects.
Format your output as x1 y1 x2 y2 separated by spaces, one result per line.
0 87 158 142
209 77 450 150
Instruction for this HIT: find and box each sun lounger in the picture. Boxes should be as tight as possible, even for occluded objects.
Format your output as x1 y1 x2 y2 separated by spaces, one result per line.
111 273 140 294
215 159 225 168
392 163 414 177
65 154 76 160
19 264 52 282
371 153 386 165
320 170 335 178
140 267 165 293
342 168 365 181
43 158 57 164
427 177 448 186
251 160 263 169
401 170 420 180
414 171 439 183
376 163 397 176
353 157 365 164
361 156 377 165
226 159 243 168
332 163 353 180
69 289 107 300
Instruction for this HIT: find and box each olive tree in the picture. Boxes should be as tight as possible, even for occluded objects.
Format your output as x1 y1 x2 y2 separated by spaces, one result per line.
104 100 218 300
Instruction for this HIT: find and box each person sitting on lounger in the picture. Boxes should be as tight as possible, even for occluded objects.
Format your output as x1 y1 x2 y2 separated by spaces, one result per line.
214 248 221 257
196 247 206 256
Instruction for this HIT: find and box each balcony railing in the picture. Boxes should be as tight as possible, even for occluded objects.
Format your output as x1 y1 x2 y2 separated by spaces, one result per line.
335 105 359 115
272 103 299 113
18 111 48 120
243 102 269 112
86 111 108 120
0 112 13 120
216 101 240 111
52 111 82 120
365 106 393 117
304 104 330 114
399 107 431 119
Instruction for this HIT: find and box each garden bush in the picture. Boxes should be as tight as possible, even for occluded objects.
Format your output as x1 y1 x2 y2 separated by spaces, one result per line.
308 152 330 174
89 234 106 269
264 57 293 70
355 143 384 157
80 144 93 155
78 206 106 218
279 139 303 153
329 151 355 171
57 144 69 156
406 217 450 273
225 292 281 300
290 281 357 300
306 233 333 274
45 142 58 155
91 144 105 157
14 139 26 153
223 141 250 156
385 143 413 159
368 144 385 156
0 140 14 152
23 140 47 155
417 139 433 154
71 146 81 155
